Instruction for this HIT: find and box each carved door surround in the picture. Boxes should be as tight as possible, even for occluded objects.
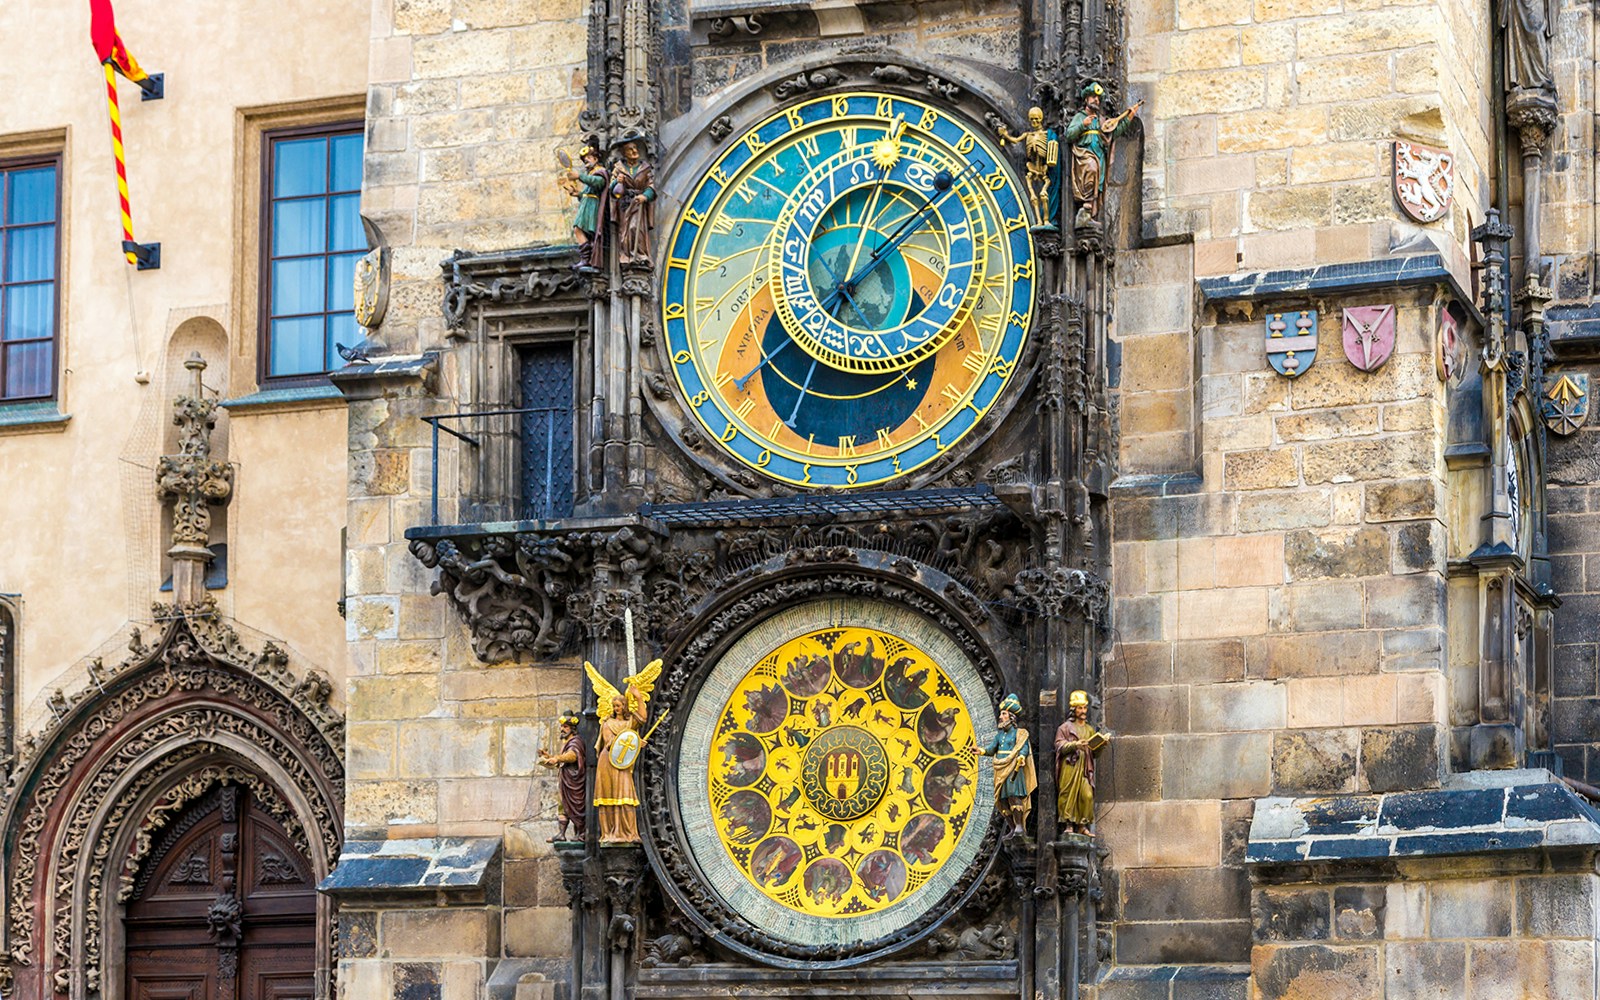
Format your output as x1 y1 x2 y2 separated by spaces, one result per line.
0 605 344 1000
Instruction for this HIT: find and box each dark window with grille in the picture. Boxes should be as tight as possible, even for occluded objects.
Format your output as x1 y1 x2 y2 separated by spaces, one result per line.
519 343 575 519
260 124 364 379
0 158 60 401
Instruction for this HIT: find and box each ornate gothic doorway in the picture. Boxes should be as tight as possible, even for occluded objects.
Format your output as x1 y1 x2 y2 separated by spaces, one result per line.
124 785 316 1000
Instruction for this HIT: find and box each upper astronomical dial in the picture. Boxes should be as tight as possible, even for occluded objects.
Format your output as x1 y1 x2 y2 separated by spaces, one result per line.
769 135 985 374
662 92 1035 489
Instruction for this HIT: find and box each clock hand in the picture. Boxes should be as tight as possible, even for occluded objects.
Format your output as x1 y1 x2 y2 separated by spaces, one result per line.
786 357 819 426
733 338 792 391
842 165 891 294
839 116 904 283
814 252 872 326
833 161 978 300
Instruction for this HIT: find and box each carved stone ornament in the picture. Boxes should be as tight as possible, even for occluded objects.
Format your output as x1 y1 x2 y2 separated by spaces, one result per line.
1392 139 1455 224
409 510 1034 662
1265 310 1318 378
155 354 234 549
441 247 588 332
353 245 391 330
0 601 343 997
1543 372 1590 436
1342 304 1397 373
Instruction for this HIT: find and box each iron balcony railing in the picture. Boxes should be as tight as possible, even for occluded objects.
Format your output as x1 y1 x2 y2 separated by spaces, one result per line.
420 406 573 526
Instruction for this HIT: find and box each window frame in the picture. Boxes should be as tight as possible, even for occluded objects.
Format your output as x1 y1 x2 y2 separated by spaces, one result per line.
255 120 364 387
0 153 63 403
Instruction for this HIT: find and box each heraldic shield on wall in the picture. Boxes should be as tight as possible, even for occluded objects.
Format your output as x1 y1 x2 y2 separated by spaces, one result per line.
1544 372 1591 436
1342 304 1396 372
1266 310 1319 377
1392 139 1456 224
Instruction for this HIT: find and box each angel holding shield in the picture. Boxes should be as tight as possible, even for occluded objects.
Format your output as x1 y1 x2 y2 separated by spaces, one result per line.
583 657 663 842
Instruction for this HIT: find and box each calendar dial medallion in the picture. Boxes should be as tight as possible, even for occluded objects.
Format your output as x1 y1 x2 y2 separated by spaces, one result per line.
677 599 996 948
662 93 1036 489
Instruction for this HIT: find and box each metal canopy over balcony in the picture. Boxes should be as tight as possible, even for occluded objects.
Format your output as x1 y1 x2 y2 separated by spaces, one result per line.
638 485 1006 528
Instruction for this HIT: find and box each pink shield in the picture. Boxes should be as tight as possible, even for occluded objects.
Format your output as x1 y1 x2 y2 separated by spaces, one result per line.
1342 304 1396 372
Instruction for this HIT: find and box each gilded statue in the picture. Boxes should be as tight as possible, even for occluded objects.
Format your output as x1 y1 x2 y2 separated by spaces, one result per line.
583 658 663 843
976 693 1037 839
996 106 1060 229
1061 82 1141 226
1054 689 1106 835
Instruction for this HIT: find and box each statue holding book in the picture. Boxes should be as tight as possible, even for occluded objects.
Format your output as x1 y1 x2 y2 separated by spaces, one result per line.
1054 690 1107 835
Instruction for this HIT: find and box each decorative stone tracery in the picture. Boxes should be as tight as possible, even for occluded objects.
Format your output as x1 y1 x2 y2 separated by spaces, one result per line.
0 602 344 1000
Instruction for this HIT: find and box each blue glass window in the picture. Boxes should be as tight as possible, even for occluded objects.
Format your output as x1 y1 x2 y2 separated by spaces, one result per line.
0 160 59 400
263 126 365 378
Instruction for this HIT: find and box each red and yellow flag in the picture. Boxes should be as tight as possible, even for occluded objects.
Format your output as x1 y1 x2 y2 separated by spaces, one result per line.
89 0 147 81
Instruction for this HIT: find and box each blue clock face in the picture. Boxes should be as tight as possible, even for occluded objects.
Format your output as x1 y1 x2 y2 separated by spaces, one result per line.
662 92 1035 489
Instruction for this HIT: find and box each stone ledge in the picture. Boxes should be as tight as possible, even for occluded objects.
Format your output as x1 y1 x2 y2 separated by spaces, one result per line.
0 401 70 435
1108 473 1205 498
220 383 345 414
485 959 565 1000
1097 963 1249 1000
635 961 1019 997
1548 302 1600 360
1197 253 1477 323
1246 771 1600 865
329 351 439 401
319 836 502 903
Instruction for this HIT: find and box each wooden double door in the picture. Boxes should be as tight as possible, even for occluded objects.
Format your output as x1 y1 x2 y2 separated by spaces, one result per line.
124 786 317 1000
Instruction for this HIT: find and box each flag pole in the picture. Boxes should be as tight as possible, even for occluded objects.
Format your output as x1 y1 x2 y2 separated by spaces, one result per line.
102 60 138 266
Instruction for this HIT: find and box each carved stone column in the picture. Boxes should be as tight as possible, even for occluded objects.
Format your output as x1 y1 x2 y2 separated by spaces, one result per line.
1054 836 1096 1000
1506 89 1559 278
557 843 592 1000
600 844 646 1000
1470 212 1526 768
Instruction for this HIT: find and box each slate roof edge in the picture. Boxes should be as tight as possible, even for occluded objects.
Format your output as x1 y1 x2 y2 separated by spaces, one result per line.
1197 252 1481 326
318 836 503 900
1244 780 1600 865
328 351 440 401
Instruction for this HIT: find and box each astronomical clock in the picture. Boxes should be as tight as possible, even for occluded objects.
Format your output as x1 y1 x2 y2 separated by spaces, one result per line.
660 92 1036 489
426 9 1125 990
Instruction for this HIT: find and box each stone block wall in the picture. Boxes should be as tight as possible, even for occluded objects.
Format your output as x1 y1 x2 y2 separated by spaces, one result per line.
1548 401 1600 784
1103 289 1452 968
1531 0 1595 299
340 377 582 992
1251 867 1599 998
1125 0 1487 272
360 0 588 355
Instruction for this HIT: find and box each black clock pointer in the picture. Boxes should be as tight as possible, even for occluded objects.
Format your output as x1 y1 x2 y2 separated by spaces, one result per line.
733 339 791 391
787 357 820 426
826 162 979 311
815 252 873 326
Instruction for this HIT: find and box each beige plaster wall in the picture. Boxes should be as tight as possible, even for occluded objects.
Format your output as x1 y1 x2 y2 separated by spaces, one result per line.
0 0 369 721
